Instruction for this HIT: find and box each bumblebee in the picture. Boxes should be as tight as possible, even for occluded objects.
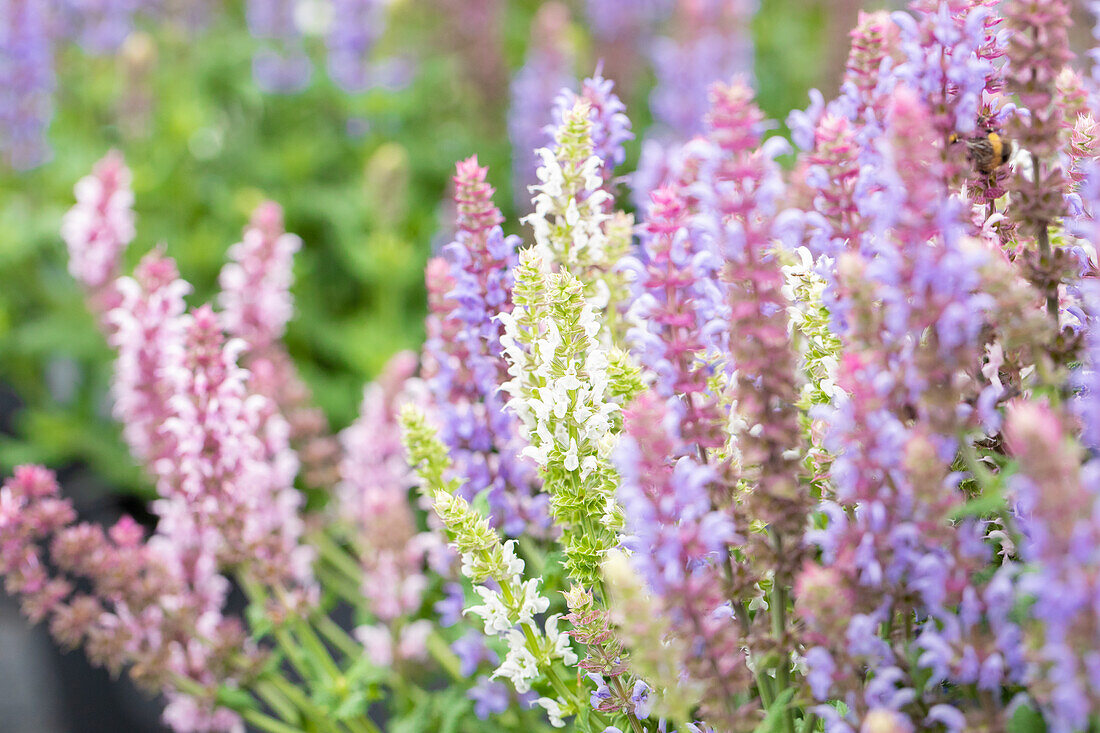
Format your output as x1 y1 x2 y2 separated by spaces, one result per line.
949 131 1015 175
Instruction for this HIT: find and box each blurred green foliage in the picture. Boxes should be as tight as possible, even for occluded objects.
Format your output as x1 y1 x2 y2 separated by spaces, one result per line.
0 0 838 495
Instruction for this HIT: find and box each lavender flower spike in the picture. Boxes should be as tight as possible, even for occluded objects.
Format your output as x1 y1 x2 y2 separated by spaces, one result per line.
0 0 55 170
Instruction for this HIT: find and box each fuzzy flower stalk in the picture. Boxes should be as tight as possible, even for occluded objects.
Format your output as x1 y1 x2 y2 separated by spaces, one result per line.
421 157 545 535
525 100 616 302
60 149 136 321
218 202 339 491
498 250 626 589
401 406 585 728
336 351 438 667
1005 0 1073 318
1004 400 1100 732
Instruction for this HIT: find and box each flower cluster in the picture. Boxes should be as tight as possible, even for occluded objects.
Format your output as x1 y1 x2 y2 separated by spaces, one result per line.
402 407 579 717
422 157 544 535
9 3 1100 733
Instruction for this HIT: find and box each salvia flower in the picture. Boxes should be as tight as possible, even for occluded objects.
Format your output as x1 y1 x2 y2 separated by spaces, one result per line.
1005 400 1100 732
218 202 339 490
325 0 385 92
508 2 575 209
108 251 192 465
614 393 747 729
498 252 622 587
339 351 434 650
246 0 311 93
60 150 135 315
1005 0 1072 306
158 304 313 594
891 0 1002 174
523 99 621 312
0 0 56 169
423 157 546 535
550 71 634 193
799 87 1026 730
218 201 300 352
0 465 254 732
401 406 580 722
623 183 728 453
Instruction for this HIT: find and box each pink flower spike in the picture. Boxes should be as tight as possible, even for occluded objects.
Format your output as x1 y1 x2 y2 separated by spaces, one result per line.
60 150 135 316
453 155 504 240
218 200 301 353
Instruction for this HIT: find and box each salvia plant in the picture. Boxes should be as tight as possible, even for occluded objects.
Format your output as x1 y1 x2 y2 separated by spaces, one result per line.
7 1 1100 732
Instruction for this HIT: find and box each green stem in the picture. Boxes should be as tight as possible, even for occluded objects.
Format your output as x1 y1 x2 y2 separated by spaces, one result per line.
737 600 774 709
312 530 367 585
268 674 346 733
315 613 363 659
426 629 464 682
294 616 343 681
243 708 307 733
315 563 366 607
609 676 647 733
273 625 317 687
769 536 796 733
799 712 819 733
255 678 301 725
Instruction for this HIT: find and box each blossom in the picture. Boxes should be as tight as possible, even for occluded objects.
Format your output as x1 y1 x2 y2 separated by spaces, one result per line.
325 0 385 92
623 183 728 452
1005 0 1072 301
1076 280 1100 452
499 255 623 586
402 406 574 727
892 1 1002 142
157 305 313 594
550 71 634 191
798 86 1026 728
648 0 754 139
0 0 56 169
1005 400 1100 732
220 203 338 489
60 150 135 314
614 393 746 728
218 201 300 352
246 0 311 92
423 157 544 535
523 100 614 285
338 352 433 629
109 251 192 464
508 2 575 209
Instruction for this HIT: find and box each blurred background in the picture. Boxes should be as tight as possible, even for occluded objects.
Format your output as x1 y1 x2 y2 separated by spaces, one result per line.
0 0 1095 730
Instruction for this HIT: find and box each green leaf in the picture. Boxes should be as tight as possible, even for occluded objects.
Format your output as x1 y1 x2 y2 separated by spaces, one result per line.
948 487 1006 520
332 690 369 720
753 688 796 733
1007 703 1047 733
215 685 257 711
